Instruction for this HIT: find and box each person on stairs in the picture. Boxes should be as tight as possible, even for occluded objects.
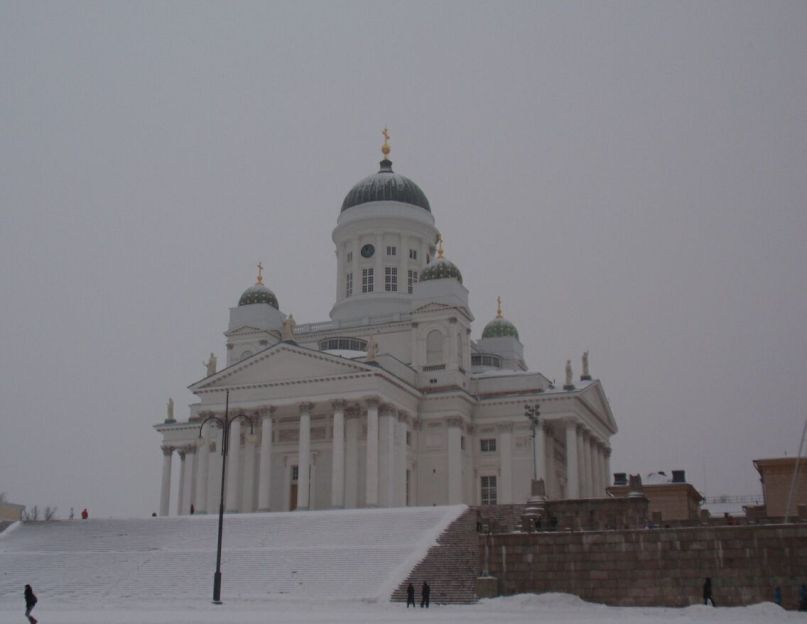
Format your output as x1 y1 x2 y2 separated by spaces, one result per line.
420 581 430 608
406 583 416 607
24 584 38 624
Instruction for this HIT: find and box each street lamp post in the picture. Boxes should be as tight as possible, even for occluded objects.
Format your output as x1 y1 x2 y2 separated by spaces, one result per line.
198 390 253 605
524 403 541 481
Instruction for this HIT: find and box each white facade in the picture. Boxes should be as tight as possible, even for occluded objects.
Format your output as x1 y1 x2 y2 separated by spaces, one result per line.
155 145 618 515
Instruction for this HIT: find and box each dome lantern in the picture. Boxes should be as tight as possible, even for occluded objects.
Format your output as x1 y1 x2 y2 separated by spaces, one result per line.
238 262 279 308
482 296 519 339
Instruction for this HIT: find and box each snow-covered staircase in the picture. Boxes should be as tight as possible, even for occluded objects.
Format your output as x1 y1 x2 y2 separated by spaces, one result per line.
0 506 466 607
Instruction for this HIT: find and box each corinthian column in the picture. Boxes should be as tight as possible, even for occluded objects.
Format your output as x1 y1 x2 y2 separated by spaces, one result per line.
365 398 379 507
447 416 463 504
225 416 242 512
159 446 173 516
241 433 257 512
331 400 346 508
176 449 187 516
297 402 312 510
257 408 275 512
565 419 579 499
379 405 396 507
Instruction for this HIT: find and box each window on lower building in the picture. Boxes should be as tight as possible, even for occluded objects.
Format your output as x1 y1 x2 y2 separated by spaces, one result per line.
385 266 397 292
345 272 353 297
362 268 374 293
318 336 368 352
386 245 397 256
406 431 412 446
408 270 418 294
481 475 497 505
480 438 496 453
409 249 417 260
461 436 466 450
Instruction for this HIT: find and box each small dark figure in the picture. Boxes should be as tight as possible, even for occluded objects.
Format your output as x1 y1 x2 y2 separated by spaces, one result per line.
774 586 782 606
151 512 157 517
799 584 807 611
24 584 37 624
406 583 416 608
703 577 715 607
534 516 543 531
420 581 430 608
549 515 558 531
190 503 195 515
81 508 88 520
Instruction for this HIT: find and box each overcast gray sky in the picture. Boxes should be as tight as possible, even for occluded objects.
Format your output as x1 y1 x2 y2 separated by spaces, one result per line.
2 1 806 517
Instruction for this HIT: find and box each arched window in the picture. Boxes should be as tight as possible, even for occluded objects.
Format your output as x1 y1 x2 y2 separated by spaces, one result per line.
318 337 368 352
457 332 464 368
426 330 444 365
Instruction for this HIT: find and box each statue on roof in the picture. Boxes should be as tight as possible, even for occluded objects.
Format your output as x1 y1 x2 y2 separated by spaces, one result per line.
281 314 296 341
582 350 590 380
366 333 378 361
166 397 174 422
204 353 217 377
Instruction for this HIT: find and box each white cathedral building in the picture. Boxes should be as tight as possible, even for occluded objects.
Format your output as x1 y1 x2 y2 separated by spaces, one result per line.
155 136 618 516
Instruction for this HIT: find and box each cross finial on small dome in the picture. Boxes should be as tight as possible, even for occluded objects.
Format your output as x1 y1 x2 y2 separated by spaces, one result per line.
382 127 391 158
437 233 445 259
256 261 264 285
496 296 503 319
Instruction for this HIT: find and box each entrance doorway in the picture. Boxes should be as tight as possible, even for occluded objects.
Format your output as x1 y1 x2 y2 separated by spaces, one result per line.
289 465 299 511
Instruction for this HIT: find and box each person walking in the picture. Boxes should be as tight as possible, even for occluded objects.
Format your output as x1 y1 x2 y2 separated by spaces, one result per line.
406 583 416 608
703 577 715 607
420 581 430 608
774 586 782 607
24 584 37 624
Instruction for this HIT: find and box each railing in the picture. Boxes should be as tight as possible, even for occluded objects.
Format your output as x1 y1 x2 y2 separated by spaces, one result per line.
422 364 446 371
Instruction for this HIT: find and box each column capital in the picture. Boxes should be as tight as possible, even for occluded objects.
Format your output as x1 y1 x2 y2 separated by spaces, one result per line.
445 415 464 428
397 410 411 424
299 402 314 415
379 403 397 418
364 396 380 409
258 406 276 417
182 444 196 455
496 422 514 433
331 399 347 411
345 404 362 419
161 446 174 457
177 449 187 460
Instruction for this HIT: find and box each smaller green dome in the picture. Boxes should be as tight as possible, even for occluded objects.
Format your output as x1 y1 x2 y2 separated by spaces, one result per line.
420 257 463 284
481 297 519 339
238 283 278 308
482 318 519 339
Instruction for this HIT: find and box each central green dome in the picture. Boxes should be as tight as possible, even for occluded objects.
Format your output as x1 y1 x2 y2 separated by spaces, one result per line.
341 159 431 213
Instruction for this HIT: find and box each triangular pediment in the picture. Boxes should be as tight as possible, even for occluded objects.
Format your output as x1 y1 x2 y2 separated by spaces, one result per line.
190 343 373 391
412 302 472 319
225 325 274 337
579 381 618 433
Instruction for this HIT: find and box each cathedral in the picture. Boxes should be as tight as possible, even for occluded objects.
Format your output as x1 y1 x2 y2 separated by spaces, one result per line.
155 134 618 516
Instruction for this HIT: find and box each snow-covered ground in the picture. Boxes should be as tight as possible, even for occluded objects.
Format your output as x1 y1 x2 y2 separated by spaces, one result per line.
0 593 795 624
0 507 797 623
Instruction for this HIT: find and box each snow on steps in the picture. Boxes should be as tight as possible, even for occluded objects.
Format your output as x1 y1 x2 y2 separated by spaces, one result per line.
0 505 466 606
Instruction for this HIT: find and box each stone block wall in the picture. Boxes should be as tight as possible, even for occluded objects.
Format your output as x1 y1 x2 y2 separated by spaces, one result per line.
481 524 807 609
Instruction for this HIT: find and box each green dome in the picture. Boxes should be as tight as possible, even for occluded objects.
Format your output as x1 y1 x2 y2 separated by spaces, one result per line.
238 283 279 308
420 257 463 284
341 159 431 213
482 318 519 339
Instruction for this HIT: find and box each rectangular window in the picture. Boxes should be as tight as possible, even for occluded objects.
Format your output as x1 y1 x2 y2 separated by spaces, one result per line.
406 431 412 446
481 476 497 505
480 438 496 453
345 272 353 297
347 251 353 263
461 436 466 450
385 266 397 292
408 270 418 294
362 268 374 293
386 246 397 256
409 249 417 260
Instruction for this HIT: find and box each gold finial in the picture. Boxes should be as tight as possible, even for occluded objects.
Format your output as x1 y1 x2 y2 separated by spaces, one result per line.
381 127 391 158
496 296 503 319
256 261 264 285
437 233 445 259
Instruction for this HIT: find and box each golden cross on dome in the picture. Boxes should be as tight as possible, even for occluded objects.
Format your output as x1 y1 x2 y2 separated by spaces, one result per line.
256 261 264 284
496 296 503 319
381 127 391 158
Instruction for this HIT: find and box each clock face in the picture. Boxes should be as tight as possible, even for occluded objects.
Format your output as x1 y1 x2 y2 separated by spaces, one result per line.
360 244 375 258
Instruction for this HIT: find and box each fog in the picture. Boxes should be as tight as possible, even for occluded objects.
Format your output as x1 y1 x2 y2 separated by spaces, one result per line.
1 1 806 516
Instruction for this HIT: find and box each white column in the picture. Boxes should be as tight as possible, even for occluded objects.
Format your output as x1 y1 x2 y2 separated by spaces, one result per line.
195 435 210 514
581 431 591 498
176 449 187 516
241 433 257 512
297 403 312 510
604 447 612 490
590 441 600 496
379 405 396 507
375 233 383 292
535 422 547 485
188 446 198 512
565 419 579 499
365 398 379 507
331 400 346 508
207 426 223 513
596 443 606 495
257 408 274 512
497 423 513 504
159 446 173 516
344 409 359 508
447 417 463 504
395 412 408 506
225 417 242 512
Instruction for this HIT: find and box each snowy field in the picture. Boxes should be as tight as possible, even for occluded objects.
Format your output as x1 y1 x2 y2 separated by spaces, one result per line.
0 593 796 624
